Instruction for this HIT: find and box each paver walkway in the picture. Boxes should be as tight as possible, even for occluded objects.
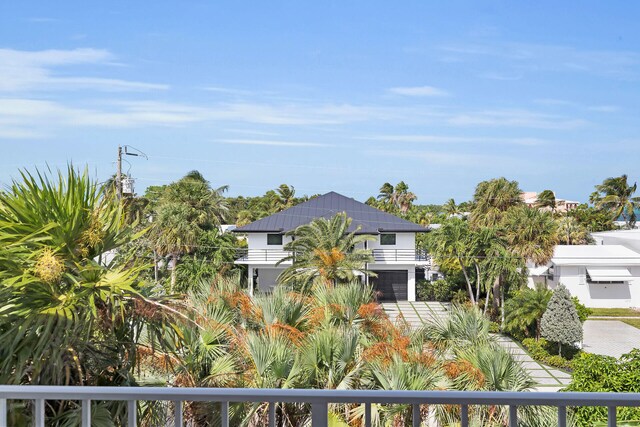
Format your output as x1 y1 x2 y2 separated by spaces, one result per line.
381 301 572 392
583 320 640 358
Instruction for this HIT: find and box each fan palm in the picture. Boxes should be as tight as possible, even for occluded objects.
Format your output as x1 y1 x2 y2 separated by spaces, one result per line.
535 189 557 212
470 177 523 227
556 215 590 245
504 285 552 339
502 206 558 266
277 213 375 288
595 174 640 228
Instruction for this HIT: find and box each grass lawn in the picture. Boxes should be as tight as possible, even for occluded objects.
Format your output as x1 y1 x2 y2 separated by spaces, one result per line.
598 318 640 329
588 308 640 317
621 319 640 329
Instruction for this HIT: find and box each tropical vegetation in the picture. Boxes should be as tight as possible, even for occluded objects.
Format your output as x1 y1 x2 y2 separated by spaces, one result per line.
1 165 638 425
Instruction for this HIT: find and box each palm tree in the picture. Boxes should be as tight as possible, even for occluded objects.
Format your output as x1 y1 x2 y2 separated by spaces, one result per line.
443 198 459 216
377 182 395 211
595 174 640 228
502 206 558 266
394 181 417 213
429 218 477 305
535 189 557 212
504 285 552 339
556 215 590 245
149 171 229 290
470 177 523 227
277 213 375 288
274 184 296 211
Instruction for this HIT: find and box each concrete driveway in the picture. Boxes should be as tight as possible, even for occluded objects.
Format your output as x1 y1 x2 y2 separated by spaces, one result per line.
582 320 640 358
381 301 572 391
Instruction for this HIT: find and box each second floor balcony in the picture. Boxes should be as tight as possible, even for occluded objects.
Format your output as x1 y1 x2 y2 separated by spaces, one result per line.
235 248 430 264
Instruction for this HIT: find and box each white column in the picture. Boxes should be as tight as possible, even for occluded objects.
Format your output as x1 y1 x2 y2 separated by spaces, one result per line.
407 267 416 301
247 266 254 296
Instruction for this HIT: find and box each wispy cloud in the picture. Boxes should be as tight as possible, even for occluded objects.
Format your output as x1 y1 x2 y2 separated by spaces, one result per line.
587 105 620 113
534 99 621 113
439 42 640 79
0 48 168 92
218 139 330 147
366 148 515 167
388 85 449 97
359 134 548 146
447 109 588 130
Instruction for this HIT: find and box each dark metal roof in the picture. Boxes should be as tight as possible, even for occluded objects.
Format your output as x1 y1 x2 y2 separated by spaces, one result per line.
233 191 428 234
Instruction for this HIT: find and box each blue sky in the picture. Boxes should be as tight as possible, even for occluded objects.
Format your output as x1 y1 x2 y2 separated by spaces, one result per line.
1 1 639 203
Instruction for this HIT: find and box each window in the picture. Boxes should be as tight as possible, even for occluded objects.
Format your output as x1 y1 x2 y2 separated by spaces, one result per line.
380 233 396 245
267 234 283 245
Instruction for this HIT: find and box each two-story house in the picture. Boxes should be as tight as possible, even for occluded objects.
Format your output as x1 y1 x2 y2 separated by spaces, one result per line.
233 192 430 301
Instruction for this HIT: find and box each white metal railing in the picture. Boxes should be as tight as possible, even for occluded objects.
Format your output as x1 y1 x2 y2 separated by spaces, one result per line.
236 249 431 263
1 386 640 427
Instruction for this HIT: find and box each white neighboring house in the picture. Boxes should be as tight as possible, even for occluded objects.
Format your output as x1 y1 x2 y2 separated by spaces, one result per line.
529 245 640 308
232 191 430 301
592 229 640 252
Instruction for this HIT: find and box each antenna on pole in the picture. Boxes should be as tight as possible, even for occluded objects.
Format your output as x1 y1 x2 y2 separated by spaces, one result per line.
116 145 148 198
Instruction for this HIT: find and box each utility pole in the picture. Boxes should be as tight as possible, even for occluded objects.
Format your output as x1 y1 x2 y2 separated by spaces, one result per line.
116 146 123 199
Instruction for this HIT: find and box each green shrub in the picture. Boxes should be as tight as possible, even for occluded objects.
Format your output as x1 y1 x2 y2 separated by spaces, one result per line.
488 321 500 333
571 296 592 323
566 350 640 426
522 338 550 361
451 289 469 305
522 337 576 369
545 355 572 370
417 279 457 301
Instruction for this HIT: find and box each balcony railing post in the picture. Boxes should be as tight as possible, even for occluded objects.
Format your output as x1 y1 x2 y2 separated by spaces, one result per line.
461 405 469 427
81 399 91 427
608 406 617 427
174 400 183 427
268 402 276 427
0 399 6 427
364 402 372 427
34 398 45 427
509 405 517 427
412 403 420 427
128 400 137 427
311 402 328 426
558 405 566 427
221 401 229 427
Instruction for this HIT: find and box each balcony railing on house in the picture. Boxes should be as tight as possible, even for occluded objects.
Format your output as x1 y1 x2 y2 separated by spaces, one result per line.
235 249 430 263
1 386 639 427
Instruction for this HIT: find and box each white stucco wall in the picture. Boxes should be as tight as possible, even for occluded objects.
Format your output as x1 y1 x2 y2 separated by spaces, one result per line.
549 265 640 308
366 232 416 250
246 233 293 249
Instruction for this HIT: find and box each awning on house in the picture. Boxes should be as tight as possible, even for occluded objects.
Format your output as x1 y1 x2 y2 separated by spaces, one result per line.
586 267 632 282
528 265 550 276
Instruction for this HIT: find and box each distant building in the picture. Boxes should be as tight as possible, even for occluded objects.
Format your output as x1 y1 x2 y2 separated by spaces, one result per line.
528 244 640 308
521 191 580 213
232 191 431 301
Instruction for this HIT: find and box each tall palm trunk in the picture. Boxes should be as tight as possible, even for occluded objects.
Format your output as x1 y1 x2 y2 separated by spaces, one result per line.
456 253 476 305
170 252 179 291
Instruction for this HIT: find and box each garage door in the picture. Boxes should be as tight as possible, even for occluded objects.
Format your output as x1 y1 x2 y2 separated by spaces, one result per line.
371 270 408 301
